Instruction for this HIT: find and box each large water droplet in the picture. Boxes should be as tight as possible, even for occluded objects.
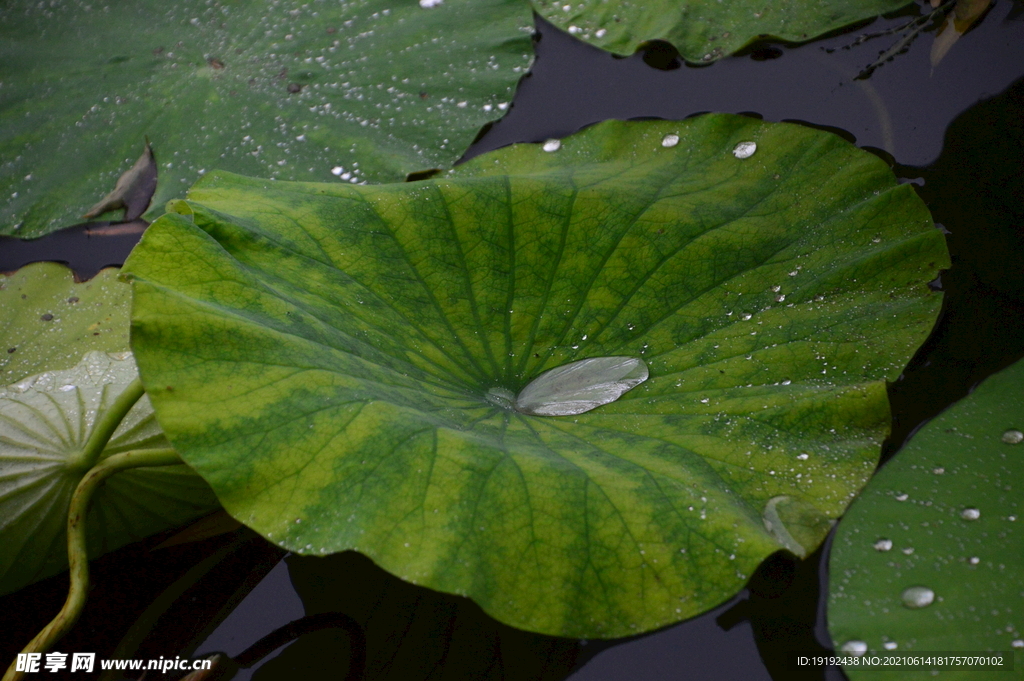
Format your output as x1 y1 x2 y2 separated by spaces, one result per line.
840 640 867 656
542 139 561 152
733 141 757 159
661 133 680 148
961 507 981 521
1002 429 1023 444
901 586 935 609
514 357 648 416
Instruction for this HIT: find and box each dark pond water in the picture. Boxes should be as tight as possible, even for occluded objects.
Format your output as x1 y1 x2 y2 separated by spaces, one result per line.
2 2 1023 679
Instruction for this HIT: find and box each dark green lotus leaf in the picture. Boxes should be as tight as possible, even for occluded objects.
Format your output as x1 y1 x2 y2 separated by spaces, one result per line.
0 0 533 237
828 357 1024 678
122 115 948 637
0 352 220 596
532 0 912 62
0 263 131 385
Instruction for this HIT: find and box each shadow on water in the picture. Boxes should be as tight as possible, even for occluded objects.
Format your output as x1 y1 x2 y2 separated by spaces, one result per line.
0 220 147 281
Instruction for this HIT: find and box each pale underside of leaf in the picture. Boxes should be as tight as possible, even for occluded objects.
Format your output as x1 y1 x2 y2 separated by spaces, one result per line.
0 352 219 596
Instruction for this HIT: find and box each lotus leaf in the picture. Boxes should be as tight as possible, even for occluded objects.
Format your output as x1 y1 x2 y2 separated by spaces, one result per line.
0 263 131 385
532 0 913 63
122 115 948 637
0 0 533 236
829 355 1024 678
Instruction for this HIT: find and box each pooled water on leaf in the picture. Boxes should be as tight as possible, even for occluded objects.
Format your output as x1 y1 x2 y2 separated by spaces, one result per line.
901 586 935 609
732 141 757 159
513 356 648 416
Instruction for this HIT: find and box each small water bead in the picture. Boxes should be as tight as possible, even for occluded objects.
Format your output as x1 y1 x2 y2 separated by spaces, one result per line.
969 556 980 565
542 139 561 152
732 141 757 159
961 507 981 521
874 538 893 552
595 28 607 38
661 133 680 148
901 586 935 609
883 641 898 650
1002 429 1023 444
840 640 867 656
1013 639 1024 648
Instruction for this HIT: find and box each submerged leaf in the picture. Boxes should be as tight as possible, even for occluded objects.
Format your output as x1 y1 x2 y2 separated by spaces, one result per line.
514 356 649 416
828 356 1024 677
83 140 157 221
0 352 219 596
0 263 131 385
123 116 948 637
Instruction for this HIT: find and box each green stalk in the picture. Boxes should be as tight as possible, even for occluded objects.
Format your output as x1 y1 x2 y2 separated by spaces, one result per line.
3 447 182 681
71 377 145 472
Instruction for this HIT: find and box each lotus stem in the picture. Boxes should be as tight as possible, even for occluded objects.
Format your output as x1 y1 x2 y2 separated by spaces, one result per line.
3 447 182 681
74 377 145 472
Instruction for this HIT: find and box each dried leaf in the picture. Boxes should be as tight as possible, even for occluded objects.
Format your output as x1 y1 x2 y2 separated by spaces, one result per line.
83 141 158 221
930 0 992 68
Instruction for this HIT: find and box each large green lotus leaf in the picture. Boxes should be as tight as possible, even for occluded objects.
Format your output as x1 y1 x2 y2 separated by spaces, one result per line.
532 0 912 62
0 351 220 596
121 115 949 637
0 263 131 385
0 0 533 237
828 357 1024 678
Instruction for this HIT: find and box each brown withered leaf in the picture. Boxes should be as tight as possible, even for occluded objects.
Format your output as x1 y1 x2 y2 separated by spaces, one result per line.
931 0 992 68
83 140 158 221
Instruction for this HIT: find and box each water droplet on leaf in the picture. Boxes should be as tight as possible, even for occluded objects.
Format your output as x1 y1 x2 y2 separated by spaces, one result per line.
840 640 868 656
901 586 935 609
1002 429 1023 444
